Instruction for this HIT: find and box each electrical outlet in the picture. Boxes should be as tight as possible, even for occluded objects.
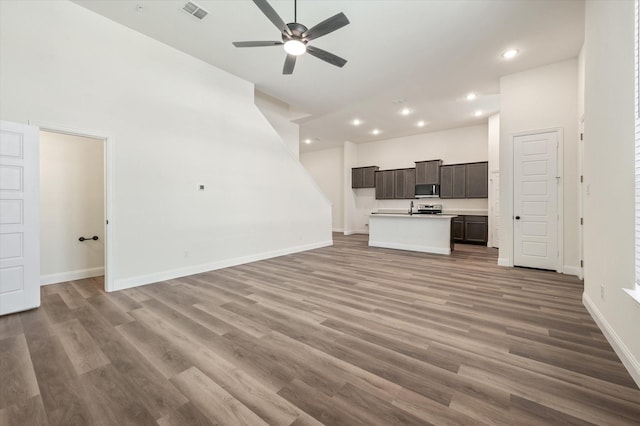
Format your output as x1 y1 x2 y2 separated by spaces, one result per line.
184 251 189 258
600 284 605 300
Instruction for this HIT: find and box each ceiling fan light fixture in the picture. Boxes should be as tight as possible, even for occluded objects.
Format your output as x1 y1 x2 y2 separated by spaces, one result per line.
284 39 306 56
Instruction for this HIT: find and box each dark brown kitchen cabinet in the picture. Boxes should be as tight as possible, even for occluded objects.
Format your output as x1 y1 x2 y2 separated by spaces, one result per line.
452 216 465 241
394 168 416 199
415 160 442 184
466 162 488 198
452 215 488 245
440 162 487 199
440 164 466 198
352 166 379 188
375 170 396 199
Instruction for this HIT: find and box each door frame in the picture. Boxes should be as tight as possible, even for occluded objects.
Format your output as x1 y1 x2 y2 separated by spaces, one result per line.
578 116 584 280
510 128 564 272
29 120 114 292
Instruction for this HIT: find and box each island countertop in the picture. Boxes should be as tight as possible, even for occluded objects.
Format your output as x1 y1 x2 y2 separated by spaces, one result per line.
370 213 458 219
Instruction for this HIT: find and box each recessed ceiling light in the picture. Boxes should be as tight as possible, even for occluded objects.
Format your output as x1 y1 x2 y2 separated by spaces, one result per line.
466 93 477 101
417 120 426 127
352 118 361 126
304 139 312 144
502 49 519 59
400 107 412 116
372 129 381 135
474 110 483 117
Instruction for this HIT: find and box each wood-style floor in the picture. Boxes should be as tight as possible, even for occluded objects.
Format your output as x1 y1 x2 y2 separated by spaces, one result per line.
1 233 639 425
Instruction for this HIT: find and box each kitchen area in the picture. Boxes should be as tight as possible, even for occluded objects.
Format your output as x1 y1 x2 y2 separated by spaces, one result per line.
352 158 490 255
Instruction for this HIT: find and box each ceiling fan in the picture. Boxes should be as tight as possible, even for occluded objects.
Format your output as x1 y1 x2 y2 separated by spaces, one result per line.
233 0 350 75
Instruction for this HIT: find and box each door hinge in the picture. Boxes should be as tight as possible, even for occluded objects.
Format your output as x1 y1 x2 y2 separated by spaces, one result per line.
106 219 109 225
580 175 583 183
580 133 583 141
580 217 583 225
580 260 584 267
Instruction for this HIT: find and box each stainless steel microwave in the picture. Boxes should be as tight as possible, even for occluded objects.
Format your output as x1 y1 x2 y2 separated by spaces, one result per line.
415 183 440 198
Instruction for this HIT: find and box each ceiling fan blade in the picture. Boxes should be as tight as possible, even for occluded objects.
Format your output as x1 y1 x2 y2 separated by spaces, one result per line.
302 12 350 41
252 0 292 36
306 46 347 68
283 54 296 75
233 41 284 48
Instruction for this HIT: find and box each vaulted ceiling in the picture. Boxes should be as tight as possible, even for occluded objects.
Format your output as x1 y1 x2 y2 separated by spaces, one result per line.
73 0 585 152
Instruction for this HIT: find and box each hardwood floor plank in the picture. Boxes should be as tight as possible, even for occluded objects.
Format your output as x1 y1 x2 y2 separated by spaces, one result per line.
0 395 49 426
52 319 110 375
156 402 214 426
170 367 269 426
87 294 133 326
0 312 24 339
79 364 157 425
0 334 40 409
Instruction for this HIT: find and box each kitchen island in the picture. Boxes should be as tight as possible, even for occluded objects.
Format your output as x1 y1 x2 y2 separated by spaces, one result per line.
368 213 458 255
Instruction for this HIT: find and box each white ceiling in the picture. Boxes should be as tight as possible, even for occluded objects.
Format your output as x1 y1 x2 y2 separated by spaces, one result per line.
73 0 585 153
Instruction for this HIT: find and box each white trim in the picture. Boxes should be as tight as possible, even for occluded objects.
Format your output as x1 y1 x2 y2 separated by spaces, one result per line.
368 240 451 255
29 120 114 292
583 293 640 387
624 283 640 306
112 240 333 292
41 267 104 286
332 227 344 233
563 265 581 277
498 257 511 267
510 128 564 273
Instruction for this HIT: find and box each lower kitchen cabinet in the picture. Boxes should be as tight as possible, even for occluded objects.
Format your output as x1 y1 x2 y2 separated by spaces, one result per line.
452 215 488 245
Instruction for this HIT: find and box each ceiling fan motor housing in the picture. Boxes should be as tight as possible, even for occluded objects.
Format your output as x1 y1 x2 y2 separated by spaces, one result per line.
282 22 308 43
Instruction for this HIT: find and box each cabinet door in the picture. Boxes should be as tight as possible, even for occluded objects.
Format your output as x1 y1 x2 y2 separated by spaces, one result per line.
415 162 427 185
375 171 384 199
466 162 488 198
464 216 488 244
351 168 364 188
425 161 441 184
394 170 405 199
363 166 378 188
404 168 416 199
382 170 395 199
452 216 465 241
440 165 453 199
452 165 466 198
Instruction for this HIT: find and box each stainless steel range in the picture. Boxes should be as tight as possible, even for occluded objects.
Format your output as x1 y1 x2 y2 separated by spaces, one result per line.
416 203 443 214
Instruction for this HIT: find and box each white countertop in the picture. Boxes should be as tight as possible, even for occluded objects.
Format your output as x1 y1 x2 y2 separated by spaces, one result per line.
370 213 457 219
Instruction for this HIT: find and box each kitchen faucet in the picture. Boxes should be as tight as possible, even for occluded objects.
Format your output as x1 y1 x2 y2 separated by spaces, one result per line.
409 200 414 215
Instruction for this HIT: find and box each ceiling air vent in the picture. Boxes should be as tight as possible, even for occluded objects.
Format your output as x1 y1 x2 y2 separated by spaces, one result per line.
182 1 208 20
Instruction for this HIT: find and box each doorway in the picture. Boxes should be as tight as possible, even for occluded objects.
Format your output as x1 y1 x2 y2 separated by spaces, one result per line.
37 124 111 291
512 129 562 271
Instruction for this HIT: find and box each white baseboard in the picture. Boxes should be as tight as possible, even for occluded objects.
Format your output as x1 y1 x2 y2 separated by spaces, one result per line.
497 257 511 267
563 265 581 277
332 228 344 233
111 240 333 292
583 293 640 387
369 240 450 255
41 267 104 286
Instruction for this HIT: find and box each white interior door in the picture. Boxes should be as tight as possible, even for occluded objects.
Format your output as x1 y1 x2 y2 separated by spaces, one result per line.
513 131 559 270
0 121 40 315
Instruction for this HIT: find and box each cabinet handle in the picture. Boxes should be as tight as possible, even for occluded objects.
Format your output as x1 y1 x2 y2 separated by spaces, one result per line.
515 216 521 220
79 236 99 242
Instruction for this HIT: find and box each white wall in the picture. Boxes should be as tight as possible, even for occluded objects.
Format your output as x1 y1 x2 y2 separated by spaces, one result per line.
40 131 105 284
582 0 639 385
499 59 580 273
300 147 344 231
0 0 332 291
254 90 300 159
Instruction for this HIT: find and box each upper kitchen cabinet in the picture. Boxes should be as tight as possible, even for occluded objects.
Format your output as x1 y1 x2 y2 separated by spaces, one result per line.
352 166 379 188
466 162 488 198
415 160 443 184
440 162 487 199
394 168 416 199
440 164 466 199
375 170 395 199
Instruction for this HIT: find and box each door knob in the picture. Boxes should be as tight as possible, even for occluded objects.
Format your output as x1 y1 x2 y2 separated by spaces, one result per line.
515 216 521 220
